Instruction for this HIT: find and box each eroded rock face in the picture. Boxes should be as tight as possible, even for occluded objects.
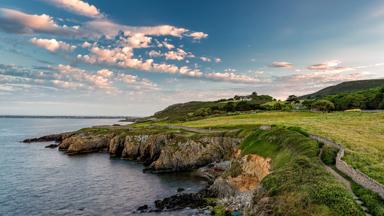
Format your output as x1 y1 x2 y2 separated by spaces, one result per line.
59 133 113 154
55 131 241 172
210 152 271 198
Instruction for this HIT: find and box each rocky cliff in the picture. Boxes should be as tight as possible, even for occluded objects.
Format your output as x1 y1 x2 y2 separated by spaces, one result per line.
25 127 242 173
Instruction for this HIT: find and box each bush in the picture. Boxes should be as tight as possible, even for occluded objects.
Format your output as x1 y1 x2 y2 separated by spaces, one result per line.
321 144 338 165
311 100 335 112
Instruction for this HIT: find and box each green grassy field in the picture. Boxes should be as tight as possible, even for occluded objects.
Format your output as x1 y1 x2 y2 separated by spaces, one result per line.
177 111 384 184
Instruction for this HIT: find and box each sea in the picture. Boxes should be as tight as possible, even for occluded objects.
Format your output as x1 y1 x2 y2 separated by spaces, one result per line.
0 118 207 216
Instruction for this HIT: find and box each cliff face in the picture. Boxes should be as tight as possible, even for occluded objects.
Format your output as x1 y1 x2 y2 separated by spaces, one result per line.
54 131 241 172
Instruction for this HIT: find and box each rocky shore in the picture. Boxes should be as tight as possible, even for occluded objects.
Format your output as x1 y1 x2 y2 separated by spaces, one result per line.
23 126 272 215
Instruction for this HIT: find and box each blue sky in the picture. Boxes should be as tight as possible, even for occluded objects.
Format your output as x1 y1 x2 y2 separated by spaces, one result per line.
0 0 383 116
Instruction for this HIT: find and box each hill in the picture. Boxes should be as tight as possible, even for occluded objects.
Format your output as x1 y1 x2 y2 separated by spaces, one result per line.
151 93 274 121
300 79 384 99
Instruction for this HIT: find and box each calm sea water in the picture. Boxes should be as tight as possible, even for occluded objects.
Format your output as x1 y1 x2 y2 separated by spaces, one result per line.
0 118 206 216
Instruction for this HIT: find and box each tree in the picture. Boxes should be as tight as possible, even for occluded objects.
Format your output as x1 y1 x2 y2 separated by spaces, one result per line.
286 95 299 103
311 100 335 112
249 91 258 99
236 101 251 111
224 102 236 112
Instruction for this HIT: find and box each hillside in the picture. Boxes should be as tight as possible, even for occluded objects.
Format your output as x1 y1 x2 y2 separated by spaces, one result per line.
300 79 384 99
151 93 274 121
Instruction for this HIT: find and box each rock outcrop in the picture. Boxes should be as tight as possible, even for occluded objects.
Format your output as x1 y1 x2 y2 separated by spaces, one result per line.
23 132 75 143
27 129 242 172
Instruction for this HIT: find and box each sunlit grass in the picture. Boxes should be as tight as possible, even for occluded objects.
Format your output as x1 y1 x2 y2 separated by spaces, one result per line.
177 111 384 184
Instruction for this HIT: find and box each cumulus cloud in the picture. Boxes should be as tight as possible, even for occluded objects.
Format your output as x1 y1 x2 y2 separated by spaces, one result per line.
77 45 199 77
96 69 113 77
0 8 78 35
205 72 261 83
189 31 208 39
81 41 92 48
55 64 158 92
200 56 211 62
164 48 188 61
307 60 342 70
82 19 190 39
30 37 76 52
148 50 162 57
270 61 293 68
162 41 175 50
215 58 222 63
50 0 102 18
278 71 368 85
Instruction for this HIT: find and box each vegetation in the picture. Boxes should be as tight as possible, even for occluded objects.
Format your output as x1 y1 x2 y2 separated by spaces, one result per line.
320 144 338 165
352 183 384 216
179 111 384 184
300 79 384 99
241 127 363 215
151 93 274 121
310 99 335 112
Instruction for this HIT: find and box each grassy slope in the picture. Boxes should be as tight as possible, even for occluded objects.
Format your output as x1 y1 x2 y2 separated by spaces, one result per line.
152 101 217 121
242 127 364 215
300 79 384 99
178 112 384 184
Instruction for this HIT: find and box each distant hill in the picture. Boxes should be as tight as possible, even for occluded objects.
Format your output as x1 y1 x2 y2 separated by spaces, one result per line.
300 79 384 99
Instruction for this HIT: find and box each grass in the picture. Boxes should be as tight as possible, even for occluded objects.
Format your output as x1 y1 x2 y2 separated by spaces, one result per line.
243 127 364 215
177 111 384 184
352 183 384 216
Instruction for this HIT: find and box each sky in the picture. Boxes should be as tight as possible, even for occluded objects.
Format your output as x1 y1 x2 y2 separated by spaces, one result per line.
0 0 384 116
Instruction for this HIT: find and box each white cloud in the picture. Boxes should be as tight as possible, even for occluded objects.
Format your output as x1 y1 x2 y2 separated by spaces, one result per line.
164 48 188 61
0 8 78 35
162 41 175 50
124 33 152 48
189 32 208 39
205 72 261 83
270 61 293 68
307 60 342 70
200 56 211 62
81 41 92 48
215 58 222 63
30 37 76 52
148 50 162 57
50 0 102 18
96 69 113 77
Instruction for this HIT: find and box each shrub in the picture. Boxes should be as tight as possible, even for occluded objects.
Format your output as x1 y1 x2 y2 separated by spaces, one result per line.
321 144 339 165
311 100 335 112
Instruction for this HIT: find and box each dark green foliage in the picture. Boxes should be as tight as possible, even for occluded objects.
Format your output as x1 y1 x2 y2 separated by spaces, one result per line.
301 79 384 99
151 93 274 121
321 144 338 165
311 99 335 112
322 87 384 110
242 128 364 215
299 79 384 111
352 183 384 216
286 95 299 103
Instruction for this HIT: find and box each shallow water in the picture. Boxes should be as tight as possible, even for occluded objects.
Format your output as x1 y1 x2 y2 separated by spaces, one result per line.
0 118 207 216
